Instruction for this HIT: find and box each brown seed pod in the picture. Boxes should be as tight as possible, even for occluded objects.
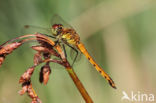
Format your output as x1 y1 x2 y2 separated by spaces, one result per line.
18 84 28 95
43 52 51 59
19 81 42 103
31 99 42 103
0 42 21 68
36 39 53 49
31 45 60 57
34 52 42 66
31 46 47 52
28 85 37 99
0 42 22 55
39 64 51 85
18 81 30 95
19 66 35 84
0 55 5 67
26 83 42 103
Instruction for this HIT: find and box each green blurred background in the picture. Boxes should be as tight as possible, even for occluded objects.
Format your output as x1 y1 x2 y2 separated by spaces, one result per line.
0 0 156 103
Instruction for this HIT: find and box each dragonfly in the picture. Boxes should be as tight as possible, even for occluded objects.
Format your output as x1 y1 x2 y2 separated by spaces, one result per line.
24 15 116 89
49 15 116 89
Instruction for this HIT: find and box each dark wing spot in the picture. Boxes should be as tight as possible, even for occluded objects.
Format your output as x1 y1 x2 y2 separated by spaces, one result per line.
88 57 90 60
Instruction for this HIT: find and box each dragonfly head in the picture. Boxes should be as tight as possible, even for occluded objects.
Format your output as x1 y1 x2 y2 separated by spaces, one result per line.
51 24 63 36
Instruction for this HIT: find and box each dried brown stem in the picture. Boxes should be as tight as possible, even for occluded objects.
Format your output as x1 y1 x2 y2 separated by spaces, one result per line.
66 66 93 103
34 35 94 102
25 34 94 103
19 81 42 103
46 60 94 102
0 33 93 103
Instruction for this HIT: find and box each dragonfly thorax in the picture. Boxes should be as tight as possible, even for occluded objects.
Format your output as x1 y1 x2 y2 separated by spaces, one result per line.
52 24 80 45
61 28 80 45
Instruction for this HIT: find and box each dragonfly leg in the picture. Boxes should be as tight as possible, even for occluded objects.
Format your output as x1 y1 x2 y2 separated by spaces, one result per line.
53 40 59 47
54 40 67 58
65 43 78 67
62 44 67 58
43 34 56 39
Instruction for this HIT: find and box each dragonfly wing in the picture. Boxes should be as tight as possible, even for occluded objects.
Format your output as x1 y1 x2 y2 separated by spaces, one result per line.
70 47 82 63
20 25 51 35
51 14 73 29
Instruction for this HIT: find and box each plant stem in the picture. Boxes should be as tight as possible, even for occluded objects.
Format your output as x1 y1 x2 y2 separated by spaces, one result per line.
1 33 94 103
66 66 93 103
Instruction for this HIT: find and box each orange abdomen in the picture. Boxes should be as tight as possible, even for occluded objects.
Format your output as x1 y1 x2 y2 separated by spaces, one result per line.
77 42 116 89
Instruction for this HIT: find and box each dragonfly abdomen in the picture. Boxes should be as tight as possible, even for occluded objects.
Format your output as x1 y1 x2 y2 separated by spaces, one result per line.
77 42 116 89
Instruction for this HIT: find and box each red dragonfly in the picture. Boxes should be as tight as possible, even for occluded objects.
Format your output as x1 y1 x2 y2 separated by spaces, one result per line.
24 15 116 89
50 15 116 89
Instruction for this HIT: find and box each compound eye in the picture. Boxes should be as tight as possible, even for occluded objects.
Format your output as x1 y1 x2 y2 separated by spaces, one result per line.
52 24 59 29
58 26 62 30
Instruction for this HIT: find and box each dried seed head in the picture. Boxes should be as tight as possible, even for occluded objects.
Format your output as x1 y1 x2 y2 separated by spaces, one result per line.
18 84 28 95
19 81 42 103
19 66 35 84
22 82 42 103
34 52 42 66
0 55 5 67
31 99 42 103
37 40 53 49
31 45 60 57
28 85 37 99
39 64 51 85
0 42 22 55
31 46 47 52
31 98 42 103
31 100 38 103
18 81 30 95
43 52 51 59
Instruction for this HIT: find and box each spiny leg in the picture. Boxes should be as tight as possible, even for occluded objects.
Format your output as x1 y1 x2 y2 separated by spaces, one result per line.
62 44 67 58
65 43 78 67
54 40 59 47
43 34 56 39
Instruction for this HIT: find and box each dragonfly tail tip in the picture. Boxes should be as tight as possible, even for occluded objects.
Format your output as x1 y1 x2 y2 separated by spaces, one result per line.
108 78 117 89
112 85 117 89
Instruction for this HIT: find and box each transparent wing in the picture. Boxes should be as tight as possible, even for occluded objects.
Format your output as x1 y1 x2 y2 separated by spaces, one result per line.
20 24 52 35
70 48 82 63
51 14 73 29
